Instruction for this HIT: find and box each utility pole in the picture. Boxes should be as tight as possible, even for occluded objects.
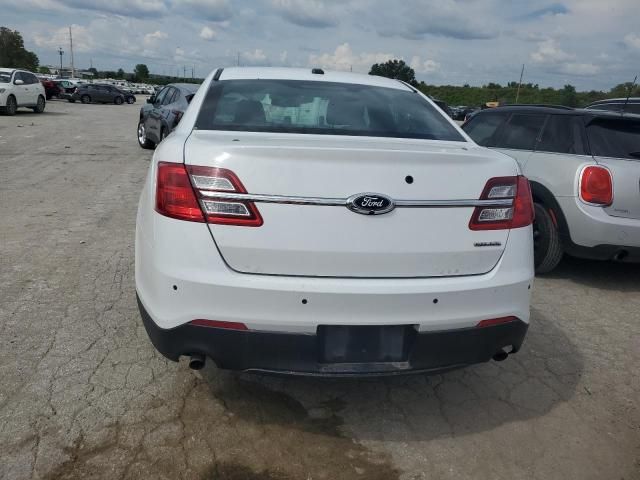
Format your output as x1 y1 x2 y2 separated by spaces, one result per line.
237 51 240 67
58 47 64 75
183 66 186 79
192 65 194 79
515 63 525 104
69 26 75 78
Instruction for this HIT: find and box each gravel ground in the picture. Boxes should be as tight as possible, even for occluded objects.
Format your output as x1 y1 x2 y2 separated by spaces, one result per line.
0 99 639 480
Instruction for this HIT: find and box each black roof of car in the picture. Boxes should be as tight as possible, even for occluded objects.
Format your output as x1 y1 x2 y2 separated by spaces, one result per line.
588 97 640 106
472 104 640 121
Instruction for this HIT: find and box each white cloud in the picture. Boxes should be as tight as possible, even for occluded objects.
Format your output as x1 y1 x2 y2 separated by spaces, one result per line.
410 56 440 74
530 39 574 64
143 30 168 47
199 26 217 41
308 43 395 72
279 50 288 64
559 63 601 75
241 49 268 65
33 24 95 53
624 33 640 50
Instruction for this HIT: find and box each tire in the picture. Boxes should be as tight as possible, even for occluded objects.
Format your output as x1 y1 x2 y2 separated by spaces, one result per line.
114 96 123 105
137 120 155 149
126 96 135 104
533 203 564 274
80 95 91 104
3 95 18 116
33 95 46 113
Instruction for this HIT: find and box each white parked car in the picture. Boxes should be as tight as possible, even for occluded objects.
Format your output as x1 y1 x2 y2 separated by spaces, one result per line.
135 67 535 375
0 68 46 115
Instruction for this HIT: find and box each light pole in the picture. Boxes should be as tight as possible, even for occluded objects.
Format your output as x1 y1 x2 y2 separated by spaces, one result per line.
58 47 64 76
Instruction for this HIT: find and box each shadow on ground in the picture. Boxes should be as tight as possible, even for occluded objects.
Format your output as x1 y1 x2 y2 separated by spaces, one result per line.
196 310 582 478
544 256 640 292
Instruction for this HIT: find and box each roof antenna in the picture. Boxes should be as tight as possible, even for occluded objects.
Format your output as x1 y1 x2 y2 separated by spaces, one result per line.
622 75 637 114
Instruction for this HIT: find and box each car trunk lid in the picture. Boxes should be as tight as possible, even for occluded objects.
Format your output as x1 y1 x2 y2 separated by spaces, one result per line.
184 131 517 278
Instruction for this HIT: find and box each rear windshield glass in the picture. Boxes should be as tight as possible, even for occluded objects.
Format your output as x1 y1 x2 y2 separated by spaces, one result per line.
195 79 464 141
0 72 11 83
586 119 640 160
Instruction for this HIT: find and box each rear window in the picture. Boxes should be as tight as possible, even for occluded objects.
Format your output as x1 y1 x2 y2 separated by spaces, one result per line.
195 79 464 141
495 114 546 151
463 112 507 146
586 119 640 160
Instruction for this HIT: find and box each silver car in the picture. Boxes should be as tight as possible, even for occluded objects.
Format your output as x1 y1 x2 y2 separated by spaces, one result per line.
463 105 640 272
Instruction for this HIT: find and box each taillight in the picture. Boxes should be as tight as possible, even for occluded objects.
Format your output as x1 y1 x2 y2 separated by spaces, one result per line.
189 319 248 330
580 166 613 206
469 176 534 230
476 316 518 328
187 165 263 227
154 162 263 227
155 162 205 222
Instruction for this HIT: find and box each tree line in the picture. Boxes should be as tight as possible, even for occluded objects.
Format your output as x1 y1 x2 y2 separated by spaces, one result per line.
370 59 638 107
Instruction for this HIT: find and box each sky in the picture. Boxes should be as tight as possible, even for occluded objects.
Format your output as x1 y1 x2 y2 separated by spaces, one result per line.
3 0 640 90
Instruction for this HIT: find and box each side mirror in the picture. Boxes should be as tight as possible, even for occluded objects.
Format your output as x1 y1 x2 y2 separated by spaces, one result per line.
14 79 24 85
147 95 155 104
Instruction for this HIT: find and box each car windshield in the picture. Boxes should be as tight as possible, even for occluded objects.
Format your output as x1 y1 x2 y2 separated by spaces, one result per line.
0 72 11 83
195 79 465 141
586 118 640 160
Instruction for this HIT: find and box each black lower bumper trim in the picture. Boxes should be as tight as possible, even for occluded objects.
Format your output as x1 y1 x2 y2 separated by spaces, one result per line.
137 295 529 376
561 237 640 263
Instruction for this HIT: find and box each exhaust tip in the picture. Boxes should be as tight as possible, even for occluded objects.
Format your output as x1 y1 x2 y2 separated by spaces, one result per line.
492 350 509 362
188 353 206 370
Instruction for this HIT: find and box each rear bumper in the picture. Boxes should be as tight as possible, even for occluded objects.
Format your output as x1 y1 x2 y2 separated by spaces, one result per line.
138 295 528 376
557 197 640 251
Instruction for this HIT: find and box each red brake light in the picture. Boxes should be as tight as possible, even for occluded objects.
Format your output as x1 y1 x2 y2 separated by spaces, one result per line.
189 319 248 330
476 316 518 328
469 176 534 230
580 166 612 206
155 162 263 226
155 162 205 222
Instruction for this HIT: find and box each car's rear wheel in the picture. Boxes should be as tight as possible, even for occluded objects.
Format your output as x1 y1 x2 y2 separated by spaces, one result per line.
80 95 91 104
3 95 18 116
33 95 46 113
114 96 124 105
126 96 135 104
137 120 155 149
533 203 563 274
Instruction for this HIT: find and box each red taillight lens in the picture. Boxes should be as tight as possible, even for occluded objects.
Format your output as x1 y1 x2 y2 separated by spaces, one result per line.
187 166 263 227
580 166 613 206
155 163 263 226
155 162 205 222
476 316 519 328
469 176 534 230
189 319 248 330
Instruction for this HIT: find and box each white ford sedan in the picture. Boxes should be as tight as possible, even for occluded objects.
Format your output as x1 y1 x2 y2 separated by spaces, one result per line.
135 67 534 375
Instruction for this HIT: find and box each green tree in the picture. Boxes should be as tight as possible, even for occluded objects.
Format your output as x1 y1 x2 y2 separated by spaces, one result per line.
87 67 98 76
560 84 578 107
369 59 417 86
116 68 125 79
134 63 150 81
39 66 51 74
0 27 39 71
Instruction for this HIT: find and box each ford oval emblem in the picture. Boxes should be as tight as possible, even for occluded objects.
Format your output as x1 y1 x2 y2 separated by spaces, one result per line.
346 193 396 215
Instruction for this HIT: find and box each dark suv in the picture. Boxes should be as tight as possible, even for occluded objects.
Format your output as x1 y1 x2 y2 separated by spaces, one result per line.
69 84 131 105
137 83 198 149
586 98 640 115
463 105 640 272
